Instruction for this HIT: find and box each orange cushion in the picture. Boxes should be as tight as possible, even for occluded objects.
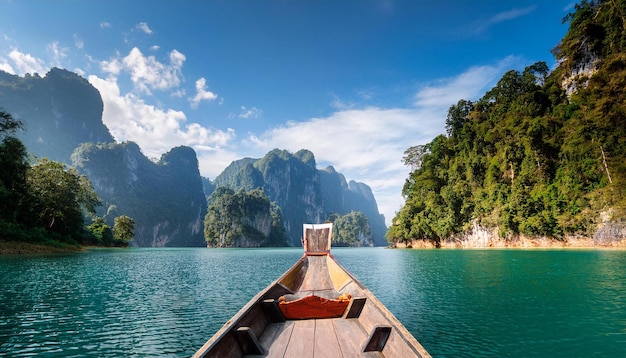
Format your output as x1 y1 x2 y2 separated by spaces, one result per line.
278 294 350 320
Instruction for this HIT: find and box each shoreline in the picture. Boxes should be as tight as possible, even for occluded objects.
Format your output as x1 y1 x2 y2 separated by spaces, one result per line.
3 239 626 255
0 240 83 255
391 236 626 249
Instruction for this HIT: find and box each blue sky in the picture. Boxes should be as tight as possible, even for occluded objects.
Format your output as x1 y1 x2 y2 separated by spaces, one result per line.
0 0 574 224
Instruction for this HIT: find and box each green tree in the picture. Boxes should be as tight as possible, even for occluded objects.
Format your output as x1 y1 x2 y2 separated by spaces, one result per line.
113 215 135 244
87 216 114 246
333 211 372 247
204 187 288 247
0 110 30 225
26 158 101 241
204 187 238 246
0 109 23 134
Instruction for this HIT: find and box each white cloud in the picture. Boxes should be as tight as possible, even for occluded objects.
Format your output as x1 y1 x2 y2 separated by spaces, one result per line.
136 22 153 35
189 77 218 108
171 88 186 98
245 58 514 224
414 56 518 108
100 22 112 29
0 61 14 74
101 47 185 94
490 6 536 24
88 74 235 166
100 57 122 75
239 106 262 119
197 147 239 180
7 49 47 75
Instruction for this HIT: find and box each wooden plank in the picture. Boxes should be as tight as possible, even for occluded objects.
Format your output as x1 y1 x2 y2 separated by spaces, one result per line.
283 320 315 358
300 256 334 292
303 223 332 253
326 256 353 291
256 321 294 358
197 333 242 358
237 302 270 340
278 258 307 292
332 318 368 357
314 319 342 358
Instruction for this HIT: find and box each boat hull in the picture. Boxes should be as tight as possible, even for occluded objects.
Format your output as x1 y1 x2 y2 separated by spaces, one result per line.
193 224 430 357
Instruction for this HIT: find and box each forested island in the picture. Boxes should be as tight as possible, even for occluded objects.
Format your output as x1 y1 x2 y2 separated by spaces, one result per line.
388 0 626 248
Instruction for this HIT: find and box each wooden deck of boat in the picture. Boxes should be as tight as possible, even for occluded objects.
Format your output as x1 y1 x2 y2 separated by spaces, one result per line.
194 224 430 358
245 317 382 358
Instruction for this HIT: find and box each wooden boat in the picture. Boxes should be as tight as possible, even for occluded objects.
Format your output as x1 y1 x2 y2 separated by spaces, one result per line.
193 223 431 357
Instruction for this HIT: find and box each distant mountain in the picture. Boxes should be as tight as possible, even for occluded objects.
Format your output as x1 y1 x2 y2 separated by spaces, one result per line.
0 68 207 247
0 68 114 163
211 149 387 246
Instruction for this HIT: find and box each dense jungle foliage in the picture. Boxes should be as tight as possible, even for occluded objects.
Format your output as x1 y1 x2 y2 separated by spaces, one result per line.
328 211 372 247
204 187 288 247
0 110 134 247
389 0 626 246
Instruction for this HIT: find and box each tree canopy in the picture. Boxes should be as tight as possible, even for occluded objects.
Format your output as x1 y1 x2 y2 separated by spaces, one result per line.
331 211 372 247
27 158 101 240
204 187 288 247
389 0 626 246
113 215 135 243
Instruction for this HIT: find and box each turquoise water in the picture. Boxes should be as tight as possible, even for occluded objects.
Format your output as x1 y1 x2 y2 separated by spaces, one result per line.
1 248 625 357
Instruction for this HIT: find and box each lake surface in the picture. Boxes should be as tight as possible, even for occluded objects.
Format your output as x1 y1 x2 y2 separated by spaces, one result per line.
1 247 625 357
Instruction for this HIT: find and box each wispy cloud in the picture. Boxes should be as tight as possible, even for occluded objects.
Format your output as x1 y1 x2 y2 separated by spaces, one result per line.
47 41 69 67
414 56 518 108
100 22 112 29
469 6 536 36
73 34 84 49
189 77 218 108
238 106 262 119
136 22 153 35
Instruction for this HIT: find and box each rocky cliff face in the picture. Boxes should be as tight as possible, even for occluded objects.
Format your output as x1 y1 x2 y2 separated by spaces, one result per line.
319 166 387 246
213 149 387 246
395 219 626 249
72 142 207 247
0 68 114 163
